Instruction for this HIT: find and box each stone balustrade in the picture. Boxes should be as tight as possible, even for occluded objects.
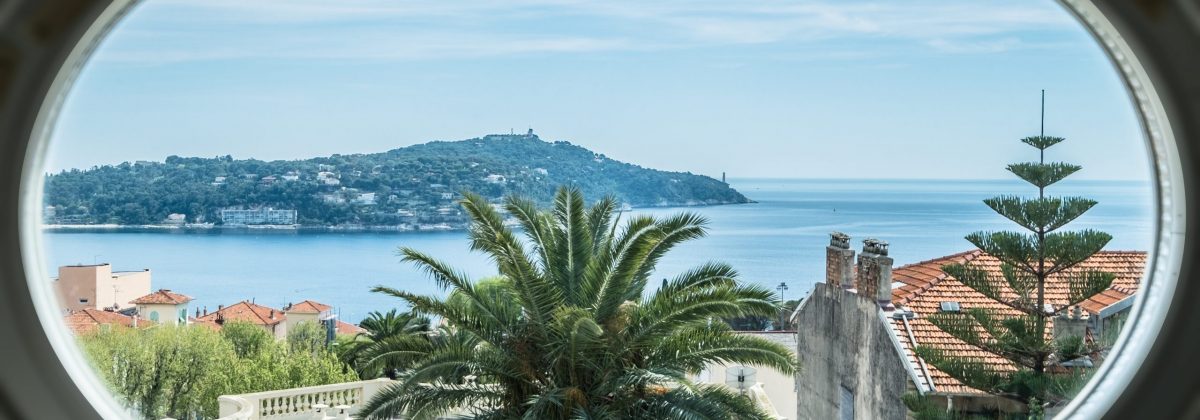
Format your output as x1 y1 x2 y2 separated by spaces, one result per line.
217 378 393 420
216 377 784 419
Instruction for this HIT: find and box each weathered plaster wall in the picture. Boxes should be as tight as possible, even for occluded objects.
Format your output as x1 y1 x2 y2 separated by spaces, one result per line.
795 283 911 420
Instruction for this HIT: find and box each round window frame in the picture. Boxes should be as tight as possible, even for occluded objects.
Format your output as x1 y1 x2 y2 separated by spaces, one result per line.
0 0 1194 419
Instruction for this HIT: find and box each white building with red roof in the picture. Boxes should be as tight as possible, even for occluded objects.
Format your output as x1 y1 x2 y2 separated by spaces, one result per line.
130 289 192 326
192 299 365 341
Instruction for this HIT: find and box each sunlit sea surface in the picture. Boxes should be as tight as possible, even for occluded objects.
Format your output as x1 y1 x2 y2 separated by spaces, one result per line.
42 178 1154 323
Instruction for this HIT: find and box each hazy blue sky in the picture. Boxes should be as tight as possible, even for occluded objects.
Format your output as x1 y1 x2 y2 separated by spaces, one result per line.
48 0 1151 180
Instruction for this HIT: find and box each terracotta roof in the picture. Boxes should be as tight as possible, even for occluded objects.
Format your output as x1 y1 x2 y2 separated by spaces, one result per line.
190 317 223 331
195 301 284 326
336 320 367 336
131 289 193 305
889 250 1147 395
285 300 332 314
64 308 153 334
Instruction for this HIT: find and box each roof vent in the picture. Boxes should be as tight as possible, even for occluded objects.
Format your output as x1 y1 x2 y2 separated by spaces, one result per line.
939 301 961 312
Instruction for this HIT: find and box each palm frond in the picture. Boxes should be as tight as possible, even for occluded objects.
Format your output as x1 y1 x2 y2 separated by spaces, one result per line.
550 186 594 306
645 321 797 375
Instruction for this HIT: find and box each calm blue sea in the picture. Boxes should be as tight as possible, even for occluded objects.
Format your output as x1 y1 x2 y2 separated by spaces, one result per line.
40 179 1155 323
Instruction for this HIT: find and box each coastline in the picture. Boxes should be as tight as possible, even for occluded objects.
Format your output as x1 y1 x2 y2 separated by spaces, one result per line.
41 200 757 234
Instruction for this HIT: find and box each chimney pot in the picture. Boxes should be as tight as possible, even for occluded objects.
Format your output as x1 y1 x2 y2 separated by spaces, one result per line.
857 238 894 310
830 231 850 249
825 232 855 289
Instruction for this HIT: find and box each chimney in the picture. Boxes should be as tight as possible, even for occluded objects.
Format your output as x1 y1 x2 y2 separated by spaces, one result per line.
826 232 855 289
1054 306 1089 342
856 238 894 310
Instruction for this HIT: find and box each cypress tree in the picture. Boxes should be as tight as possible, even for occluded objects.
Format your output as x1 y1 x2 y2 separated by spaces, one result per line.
915 91 1115 409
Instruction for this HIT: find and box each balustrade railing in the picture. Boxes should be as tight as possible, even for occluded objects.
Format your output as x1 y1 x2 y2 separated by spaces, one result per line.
217 378 393 420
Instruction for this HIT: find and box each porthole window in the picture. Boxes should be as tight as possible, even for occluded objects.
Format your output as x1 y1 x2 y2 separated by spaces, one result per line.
1 1 1194 420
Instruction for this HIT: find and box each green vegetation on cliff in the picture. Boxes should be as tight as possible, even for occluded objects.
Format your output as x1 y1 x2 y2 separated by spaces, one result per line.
44 132 749 226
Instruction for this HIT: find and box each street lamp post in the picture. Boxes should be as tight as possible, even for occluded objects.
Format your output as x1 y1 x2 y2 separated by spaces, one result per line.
776 282 789 330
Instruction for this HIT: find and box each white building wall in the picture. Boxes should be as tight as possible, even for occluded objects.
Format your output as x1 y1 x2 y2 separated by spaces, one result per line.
693 331 798 419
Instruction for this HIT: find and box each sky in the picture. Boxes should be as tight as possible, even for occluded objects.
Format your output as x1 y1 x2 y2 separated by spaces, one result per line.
46 0 1151 180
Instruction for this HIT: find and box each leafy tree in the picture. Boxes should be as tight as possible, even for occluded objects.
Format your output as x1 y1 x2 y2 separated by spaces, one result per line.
287 321 328 357
80 324 357 419
915 100 1114 409
81 325 229 419
360 187 796 419
221 321 272 357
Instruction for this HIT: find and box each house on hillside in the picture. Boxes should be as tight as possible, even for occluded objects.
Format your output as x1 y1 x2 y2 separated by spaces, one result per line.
219 208 297 226
793 232 1146 419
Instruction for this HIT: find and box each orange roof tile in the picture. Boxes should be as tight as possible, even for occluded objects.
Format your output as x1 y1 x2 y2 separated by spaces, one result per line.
190 317 223 331
336 320 367 336
195 301 284 326
889 250 1147 395
285 300 332 314
64 308 153 334
131 289 193 305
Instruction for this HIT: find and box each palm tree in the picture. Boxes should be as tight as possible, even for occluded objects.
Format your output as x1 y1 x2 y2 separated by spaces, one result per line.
336 309 433 379
361 186 797 419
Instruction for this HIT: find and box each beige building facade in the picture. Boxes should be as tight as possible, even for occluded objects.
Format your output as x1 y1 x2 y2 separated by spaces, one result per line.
53 264 151 312
282 300 334 334
131 289 193 326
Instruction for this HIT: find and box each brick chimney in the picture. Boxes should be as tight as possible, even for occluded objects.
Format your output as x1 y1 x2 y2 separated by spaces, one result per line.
826 232 855 289
856 238 894 310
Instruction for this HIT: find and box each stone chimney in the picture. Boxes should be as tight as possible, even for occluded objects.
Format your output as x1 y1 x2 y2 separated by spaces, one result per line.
826 232 855 289
1054 306 1089 341
856 238 894 310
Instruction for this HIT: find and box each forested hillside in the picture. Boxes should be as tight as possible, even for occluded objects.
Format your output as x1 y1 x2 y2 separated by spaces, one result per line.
44 132 749 227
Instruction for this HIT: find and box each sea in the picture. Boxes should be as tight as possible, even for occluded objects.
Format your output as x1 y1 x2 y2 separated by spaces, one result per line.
40 179 1155 323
